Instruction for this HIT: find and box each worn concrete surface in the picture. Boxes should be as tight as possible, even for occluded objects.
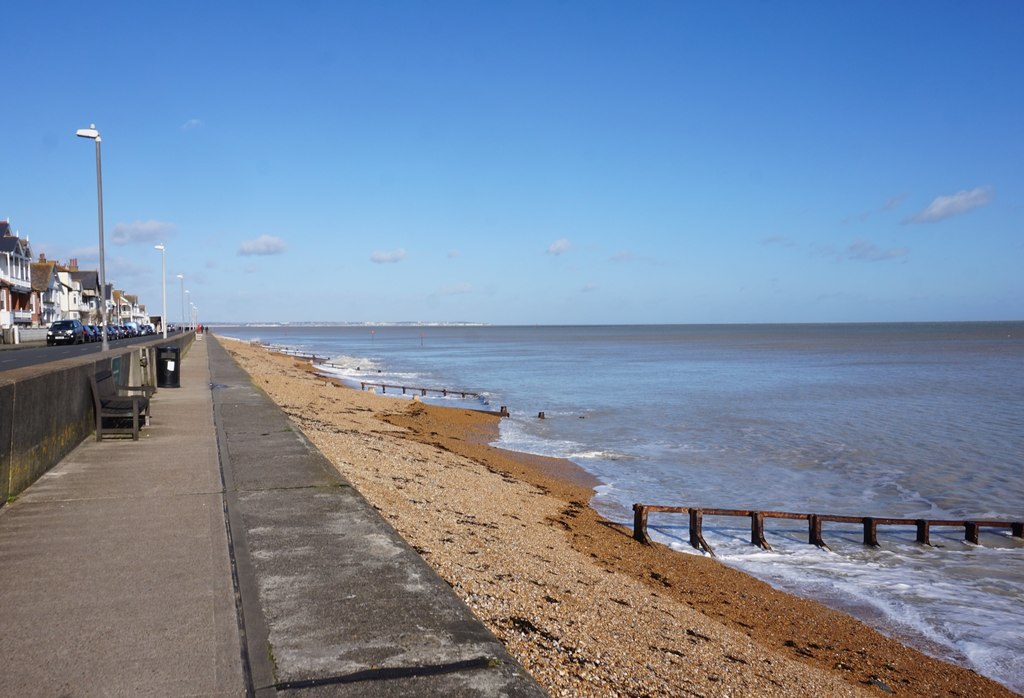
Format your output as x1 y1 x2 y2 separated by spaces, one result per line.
0 337 242 696
208 336 545 697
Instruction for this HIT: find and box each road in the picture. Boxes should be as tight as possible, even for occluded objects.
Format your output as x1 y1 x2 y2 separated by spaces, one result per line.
0 334 179 373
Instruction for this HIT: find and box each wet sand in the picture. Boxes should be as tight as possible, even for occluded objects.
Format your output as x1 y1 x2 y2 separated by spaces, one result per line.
220 337 1015 697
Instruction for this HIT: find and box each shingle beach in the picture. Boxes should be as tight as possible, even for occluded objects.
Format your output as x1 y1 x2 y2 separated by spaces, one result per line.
221 337 1014 698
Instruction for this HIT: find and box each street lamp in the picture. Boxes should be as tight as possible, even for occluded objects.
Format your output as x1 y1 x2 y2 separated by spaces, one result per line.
76 124 108 351
176 274 185 331
185 290 190 330
154 244 167 338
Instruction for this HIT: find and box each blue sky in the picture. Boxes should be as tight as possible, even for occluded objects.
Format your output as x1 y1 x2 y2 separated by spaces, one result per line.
3 1 1022 324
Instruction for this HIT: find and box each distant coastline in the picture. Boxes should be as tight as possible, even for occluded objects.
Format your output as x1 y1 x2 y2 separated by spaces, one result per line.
211 319 1021 329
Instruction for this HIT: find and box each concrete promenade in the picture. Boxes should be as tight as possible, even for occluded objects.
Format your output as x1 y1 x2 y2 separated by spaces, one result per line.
0 336 545 697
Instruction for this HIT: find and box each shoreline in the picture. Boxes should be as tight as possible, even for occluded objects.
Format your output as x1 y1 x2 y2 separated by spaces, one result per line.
220 337 1016 697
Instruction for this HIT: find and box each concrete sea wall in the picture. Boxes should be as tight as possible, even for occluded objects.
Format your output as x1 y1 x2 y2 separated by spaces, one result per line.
0 333 194 505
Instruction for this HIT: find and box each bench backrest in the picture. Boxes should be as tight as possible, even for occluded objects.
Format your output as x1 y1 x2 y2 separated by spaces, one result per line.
93 369 117 400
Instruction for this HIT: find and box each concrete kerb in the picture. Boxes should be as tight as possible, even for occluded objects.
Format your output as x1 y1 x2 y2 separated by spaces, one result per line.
207 335 547 697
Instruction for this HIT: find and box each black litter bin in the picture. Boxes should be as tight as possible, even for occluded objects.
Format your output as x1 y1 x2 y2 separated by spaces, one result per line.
156 346 181 388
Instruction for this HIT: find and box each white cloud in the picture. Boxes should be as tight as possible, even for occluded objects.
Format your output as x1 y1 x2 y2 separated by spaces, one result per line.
447 249 461 259
846 239 909 262
883 193 909 211
762 235 799 248
904 186 993 224
546 238 571 255
69 245 99 259
238 235 287 256
370 248 407 264
181 118 204 130
843 193 910 225
111 220 177 245
609 249 660 265
107 255 153 279
436 282 473 296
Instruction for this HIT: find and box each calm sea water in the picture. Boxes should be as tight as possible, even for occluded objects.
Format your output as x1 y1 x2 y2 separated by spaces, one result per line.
215 322 1024 693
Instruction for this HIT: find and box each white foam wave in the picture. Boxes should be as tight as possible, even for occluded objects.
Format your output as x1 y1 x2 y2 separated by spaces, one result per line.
571 450 636 461
637 519 1024 693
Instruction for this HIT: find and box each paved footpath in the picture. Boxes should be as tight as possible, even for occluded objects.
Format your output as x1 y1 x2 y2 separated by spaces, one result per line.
0 335 545 697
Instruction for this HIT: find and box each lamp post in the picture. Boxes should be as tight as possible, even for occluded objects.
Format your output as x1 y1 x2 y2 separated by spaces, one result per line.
176 274 185 332
76 124 108 351
185 290 190 330
154 244 167 338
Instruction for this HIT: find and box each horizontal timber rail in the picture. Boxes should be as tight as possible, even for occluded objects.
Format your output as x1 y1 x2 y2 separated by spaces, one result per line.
265 346 331 362
265 349 483 398
359 381 481 399
632 504 1024 557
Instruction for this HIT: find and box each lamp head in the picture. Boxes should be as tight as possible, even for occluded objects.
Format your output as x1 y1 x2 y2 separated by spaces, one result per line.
154 244 165 251
76 124 100 140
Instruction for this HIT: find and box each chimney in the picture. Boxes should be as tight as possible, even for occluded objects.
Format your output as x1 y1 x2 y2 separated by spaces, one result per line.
39 253 46 262
69 258 78 271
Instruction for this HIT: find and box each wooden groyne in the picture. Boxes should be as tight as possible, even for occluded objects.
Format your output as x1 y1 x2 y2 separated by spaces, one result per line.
261 346 497 409
263 346 331 362
359 381 481 399
632 504 1024 557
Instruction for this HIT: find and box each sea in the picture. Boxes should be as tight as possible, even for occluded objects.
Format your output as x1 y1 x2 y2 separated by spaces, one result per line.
214 322 1024 693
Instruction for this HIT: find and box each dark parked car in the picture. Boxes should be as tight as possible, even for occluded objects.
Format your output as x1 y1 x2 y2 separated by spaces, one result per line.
84 324 101 342
46 319 87 346
106 325 121 340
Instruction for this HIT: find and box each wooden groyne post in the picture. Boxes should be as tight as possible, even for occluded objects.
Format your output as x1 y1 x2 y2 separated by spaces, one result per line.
632 504 1024 557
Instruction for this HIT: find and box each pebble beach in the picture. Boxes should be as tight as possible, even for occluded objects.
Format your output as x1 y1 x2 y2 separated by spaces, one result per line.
221 337 1015 698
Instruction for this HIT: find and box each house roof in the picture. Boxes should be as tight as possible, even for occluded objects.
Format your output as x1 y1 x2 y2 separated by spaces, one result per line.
0 233 32 256
70 270 100 292
31 261 58 292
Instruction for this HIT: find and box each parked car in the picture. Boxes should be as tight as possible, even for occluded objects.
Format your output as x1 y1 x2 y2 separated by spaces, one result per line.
46 319 87 346
123 321 140 337
107 325 121 340
83 324 101 342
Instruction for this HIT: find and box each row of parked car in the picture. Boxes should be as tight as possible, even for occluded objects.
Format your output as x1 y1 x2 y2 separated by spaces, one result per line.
45 319 160 346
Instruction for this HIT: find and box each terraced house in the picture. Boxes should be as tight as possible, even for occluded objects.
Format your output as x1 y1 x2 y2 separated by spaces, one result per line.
0 220 34 337
30 257 65 328
1 219 149 343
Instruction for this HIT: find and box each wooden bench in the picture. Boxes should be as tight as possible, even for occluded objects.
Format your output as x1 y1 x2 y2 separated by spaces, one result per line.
89 369 154 441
